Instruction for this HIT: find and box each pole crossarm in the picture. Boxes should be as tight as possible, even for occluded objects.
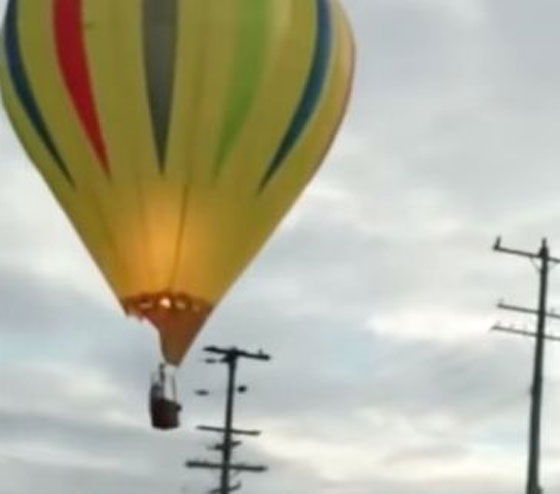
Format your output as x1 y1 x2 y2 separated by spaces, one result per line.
186 461 268 473
209 482 242 494
494 236 560 264
204 346 272 362
197 425 262 436
498 301 560 321
491 325 560 342
209 441 243 452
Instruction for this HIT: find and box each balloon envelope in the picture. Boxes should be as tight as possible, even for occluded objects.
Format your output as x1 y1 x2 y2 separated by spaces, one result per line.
0 0 355 365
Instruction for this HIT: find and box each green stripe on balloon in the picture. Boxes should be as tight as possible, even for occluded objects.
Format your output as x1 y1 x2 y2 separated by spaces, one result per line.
214 0 269 177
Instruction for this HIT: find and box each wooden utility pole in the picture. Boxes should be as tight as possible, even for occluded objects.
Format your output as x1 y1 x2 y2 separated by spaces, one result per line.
186 346 271 494
493 237 560 494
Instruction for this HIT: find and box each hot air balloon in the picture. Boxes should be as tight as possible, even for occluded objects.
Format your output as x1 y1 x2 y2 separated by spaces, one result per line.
0 0 355 428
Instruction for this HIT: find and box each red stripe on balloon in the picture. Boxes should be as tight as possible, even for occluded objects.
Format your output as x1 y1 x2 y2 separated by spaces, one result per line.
54 0 109 174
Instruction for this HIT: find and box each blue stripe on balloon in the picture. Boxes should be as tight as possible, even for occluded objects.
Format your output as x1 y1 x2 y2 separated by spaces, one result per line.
260 0 333 190
4 0 73 184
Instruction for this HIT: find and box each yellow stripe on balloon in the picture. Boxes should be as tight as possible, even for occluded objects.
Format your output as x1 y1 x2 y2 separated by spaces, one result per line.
258 0 355 216
217 0 317 197
169 0 245 295
204 0 354 307
0 37 124 299
82 0 158 296
171 0 319 302
11 0 125 295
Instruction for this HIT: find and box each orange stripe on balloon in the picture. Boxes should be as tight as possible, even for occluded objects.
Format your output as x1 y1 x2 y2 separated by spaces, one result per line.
54 0 109 175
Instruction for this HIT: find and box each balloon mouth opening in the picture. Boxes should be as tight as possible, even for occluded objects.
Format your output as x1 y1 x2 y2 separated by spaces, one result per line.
121 292 214 365
121 291 212 318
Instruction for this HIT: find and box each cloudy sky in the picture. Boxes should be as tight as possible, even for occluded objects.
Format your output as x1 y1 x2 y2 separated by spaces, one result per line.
3 0 560 493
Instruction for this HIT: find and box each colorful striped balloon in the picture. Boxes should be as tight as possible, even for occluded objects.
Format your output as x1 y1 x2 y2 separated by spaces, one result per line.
0 0 355 365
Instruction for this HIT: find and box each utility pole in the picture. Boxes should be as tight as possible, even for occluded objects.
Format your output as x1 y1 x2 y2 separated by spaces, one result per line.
186 346 271 494
492 237 560 494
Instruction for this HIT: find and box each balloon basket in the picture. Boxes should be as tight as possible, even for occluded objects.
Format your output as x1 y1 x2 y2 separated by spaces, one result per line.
149 364 182 430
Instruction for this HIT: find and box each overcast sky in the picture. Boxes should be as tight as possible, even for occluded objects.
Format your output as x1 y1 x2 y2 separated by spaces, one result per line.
3 1 560 493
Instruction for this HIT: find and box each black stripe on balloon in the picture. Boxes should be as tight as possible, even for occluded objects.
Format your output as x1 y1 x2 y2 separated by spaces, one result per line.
4 0 74 185
259 0 333 191
143 0 178 171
